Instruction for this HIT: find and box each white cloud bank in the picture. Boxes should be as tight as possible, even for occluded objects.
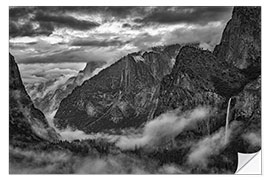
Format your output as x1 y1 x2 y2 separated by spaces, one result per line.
116 106 211 150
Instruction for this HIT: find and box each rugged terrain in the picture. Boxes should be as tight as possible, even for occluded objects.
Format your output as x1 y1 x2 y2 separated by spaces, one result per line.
9 53 59 144
213 7 261 79
9 6 261 174
54 7 261 139
54 44 184 132
154 6 261 154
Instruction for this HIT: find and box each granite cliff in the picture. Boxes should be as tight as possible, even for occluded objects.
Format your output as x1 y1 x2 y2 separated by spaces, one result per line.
9 53 59 144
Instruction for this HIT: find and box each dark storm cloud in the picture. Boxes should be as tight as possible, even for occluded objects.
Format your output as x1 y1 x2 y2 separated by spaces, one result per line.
122 23 132 28
16 47 117 64
9 7 33 20
51 6 144 19
10 6 232 25
9 6 232 38
10 6 143 21
9 6 233 64
71 39 128 47
103 6 145 18
9 7 100 38
9 21 53 38
138 7 232 25
34 12 100 30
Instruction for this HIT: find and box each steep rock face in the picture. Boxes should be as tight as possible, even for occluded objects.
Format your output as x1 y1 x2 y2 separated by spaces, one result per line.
230 76 261 153
154 46 247 118
154 7 261 152
213 7 261 78
234 76 261 121
9 53 59 144
54 44 182 133
214 7 261 152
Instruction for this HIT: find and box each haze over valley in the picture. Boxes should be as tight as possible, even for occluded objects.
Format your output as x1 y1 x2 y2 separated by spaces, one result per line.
9 6 261 174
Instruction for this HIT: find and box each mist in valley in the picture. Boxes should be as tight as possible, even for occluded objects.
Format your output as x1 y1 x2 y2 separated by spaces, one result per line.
9 6 261 174
10 93 241 174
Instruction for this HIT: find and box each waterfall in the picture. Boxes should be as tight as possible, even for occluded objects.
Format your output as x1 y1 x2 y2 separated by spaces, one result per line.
224 97 232 144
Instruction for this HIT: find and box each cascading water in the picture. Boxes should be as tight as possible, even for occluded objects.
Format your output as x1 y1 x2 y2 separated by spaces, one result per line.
224 97 232 144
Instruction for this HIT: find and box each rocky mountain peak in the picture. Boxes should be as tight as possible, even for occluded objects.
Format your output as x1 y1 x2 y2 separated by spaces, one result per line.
153 7 260 150
54 44 183 132
214 6 261 74
154 45 247 117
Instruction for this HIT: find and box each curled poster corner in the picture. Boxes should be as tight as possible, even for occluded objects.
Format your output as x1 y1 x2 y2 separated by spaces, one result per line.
236 151 261 174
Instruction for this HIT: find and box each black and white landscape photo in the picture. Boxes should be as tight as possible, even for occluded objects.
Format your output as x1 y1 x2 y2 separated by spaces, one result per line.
9 6 261 174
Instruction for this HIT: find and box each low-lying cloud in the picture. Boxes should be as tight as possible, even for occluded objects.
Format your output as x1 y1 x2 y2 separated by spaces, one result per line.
116 106 211 150
34 12 100 31
18 63 85 84
57 127 119 143
187 121 239 167
45 110 119 142
45 106 211 150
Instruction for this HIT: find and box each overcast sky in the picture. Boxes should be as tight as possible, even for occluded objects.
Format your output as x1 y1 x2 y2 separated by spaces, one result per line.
9 6 233 64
